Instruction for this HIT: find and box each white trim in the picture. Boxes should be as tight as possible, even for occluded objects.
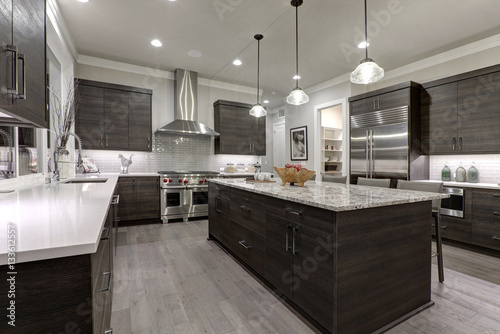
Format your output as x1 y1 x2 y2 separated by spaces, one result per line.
76 55 257 94
305 33 500 93
46 0 77 59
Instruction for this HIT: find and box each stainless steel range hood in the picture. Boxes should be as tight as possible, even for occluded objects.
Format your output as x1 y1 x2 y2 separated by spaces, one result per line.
156 69 219 136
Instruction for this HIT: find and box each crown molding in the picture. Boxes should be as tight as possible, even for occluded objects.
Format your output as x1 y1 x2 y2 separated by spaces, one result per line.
46 0 77 59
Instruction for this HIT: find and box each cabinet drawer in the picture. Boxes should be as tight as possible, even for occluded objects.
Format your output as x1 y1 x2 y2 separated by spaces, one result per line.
472 189 500 222
231 191 266 236
433 216 471 243
231 220 266 273
472 221 500 251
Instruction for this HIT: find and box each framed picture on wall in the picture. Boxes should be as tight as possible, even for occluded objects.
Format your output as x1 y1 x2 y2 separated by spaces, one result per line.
290 126 308 161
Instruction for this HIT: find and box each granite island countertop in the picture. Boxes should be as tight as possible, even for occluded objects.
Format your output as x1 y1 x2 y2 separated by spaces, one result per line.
209 178 448 212
0 174 119 265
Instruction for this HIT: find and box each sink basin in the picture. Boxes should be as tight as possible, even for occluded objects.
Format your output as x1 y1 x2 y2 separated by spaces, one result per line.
62 178 108 184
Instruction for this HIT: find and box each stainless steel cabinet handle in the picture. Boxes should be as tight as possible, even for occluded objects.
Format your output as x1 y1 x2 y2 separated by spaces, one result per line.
112 195 120 205
239 205 251 214
16 53 26 99
215 198 222 213
458 137 463 151
365 130 369 178
292 227 298 254
452 137 456 151
101 226 111 240
285 207 302 216
493 194 500 198
148 137 151 149
100 271 112 292
285 224 292 251
106 135 109 147
238 240 252 249
104 330 113 334
4 45 18 95
493 212 500 216
100 134 104 147
441 225 447 229
492 236 500 241
369 130 374 178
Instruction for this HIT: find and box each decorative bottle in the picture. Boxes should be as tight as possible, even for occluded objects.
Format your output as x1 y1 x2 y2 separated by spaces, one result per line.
455 162 466 182
441 163 451 181
466 162 479 183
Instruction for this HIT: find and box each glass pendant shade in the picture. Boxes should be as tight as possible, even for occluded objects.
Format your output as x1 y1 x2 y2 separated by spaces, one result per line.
286 87 309 105
249 103 267 118
350 58 384 84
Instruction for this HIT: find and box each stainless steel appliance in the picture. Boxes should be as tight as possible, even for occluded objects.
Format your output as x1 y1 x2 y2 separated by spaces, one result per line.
440 187 464 218
350 106 424 186
158 171 219 223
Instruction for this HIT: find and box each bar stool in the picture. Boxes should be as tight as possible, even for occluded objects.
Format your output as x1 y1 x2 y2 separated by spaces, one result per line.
397 180 444 283
357 177 391 188
323 175 347 184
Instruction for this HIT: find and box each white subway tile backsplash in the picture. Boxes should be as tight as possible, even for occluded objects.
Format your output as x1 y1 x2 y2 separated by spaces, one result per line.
430 154 500 183
81 133 260 173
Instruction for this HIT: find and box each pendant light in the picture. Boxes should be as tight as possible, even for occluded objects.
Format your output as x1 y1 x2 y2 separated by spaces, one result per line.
286 0 309 106
249 34 267 118
350 0 384 84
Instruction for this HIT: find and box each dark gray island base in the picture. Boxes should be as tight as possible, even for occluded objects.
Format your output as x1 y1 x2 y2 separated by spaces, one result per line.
208 179 445 334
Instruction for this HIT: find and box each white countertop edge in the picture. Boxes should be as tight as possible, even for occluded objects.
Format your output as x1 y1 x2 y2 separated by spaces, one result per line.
415 180 500 190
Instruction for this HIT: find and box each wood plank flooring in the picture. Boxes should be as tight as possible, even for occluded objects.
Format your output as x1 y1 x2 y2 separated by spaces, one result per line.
111 220 500 334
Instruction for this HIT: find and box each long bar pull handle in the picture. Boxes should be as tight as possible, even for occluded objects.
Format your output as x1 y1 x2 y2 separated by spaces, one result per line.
452 137 456 151
100 271 112 291
16 53 26 99
369 130 374 178
492 236 500 241
493 212 500 216
106 135 109 147
147 137 151 149
238 240 252 249
365 130 369 178
458 137 463 151
100 133 104 147
285 225 292 251
284 207 302 216
104 330 113 334
292 227 298 254
493 194 500 198
101 226 111 240
239 205 251 214
4 45 18 95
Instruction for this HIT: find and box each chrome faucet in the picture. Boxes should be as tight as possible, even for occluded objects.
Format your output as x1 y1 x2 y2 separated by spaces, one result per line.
53 131 83 181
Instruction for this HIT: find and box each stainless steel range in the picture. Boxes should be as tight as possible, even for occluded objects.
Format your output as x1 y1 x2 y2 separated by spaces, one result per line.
158 171 219 223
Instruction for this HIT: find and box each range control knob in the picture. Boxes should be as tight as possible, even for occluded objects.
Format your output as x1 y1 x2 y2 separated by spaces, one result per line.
163 178 168 183
178 179 183 183
184 180 188 184
169 179 173 183
205 179 208 183
199 180 204 184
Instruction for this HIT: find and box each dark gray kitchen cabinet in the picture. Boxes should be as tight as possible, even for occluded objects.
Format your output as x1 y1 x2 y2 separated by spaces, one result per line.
471 188 500 251
208 183 231 244
117 176 160 222
350 85 412 116
75 79 152 151
421 66 500 154
0 0 47 128
214 100 266 155
433 186 472 244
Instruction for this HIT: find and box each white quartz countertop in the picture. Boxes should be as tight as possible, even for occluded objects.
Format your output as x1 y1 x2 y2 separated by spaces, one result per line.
415 180 500 190
0 174 119 265
210 178 447 212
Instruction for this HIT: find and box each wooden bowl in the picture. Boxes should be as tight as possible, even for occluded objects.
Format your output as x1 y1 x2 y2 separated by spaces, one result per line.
274 167 316 187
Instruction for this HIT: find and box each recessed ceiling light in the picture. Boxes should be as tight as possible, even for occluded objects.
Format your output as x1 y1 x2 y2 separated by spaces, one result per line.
271 91 276 95
188 50 202 57
263 100 269 104
293 75 301 80
233 59 242 66
151 39 162 47
77 0 89 3
357 41 369 49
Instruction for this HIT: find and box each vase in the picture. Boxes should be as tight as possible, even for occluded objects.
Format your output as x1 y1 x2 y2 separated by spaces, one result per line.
56 147 71 180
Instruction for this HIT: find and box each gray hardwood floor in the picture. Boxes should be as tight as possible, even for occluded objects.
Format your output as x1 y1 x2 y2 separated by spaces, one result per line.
111 220 500 334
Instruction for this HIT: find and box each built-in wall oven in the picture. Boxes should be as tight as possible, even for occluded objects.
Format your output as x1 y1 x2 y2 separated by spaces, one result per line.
158 171 219 223
440 187 464 218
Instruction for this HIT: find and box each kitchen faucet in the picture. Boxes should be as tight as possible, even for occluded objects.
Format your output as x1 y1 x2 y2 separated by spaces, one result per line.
52 131 83 181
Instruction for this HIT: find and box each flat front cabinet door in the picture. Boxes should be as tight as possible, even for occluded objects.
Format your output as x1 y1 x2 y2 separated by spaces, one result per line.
421 83 458 154
128 92 151 151
265 212 293 299
252 116 266 155
118 178 136 221
0 1 13 109
457 72 500 153
104 89 129 150
135 177 159 220
12 0 47 126
76 85 104 149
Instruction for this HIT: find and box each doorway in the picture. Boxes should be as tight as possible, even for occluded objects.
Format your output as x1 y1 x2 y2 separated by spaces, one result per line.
273 120 286 174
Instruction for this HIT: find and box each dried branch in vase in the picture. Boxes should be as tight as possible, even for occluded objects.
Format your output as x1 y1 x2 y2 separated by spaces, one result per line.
48 80 80 149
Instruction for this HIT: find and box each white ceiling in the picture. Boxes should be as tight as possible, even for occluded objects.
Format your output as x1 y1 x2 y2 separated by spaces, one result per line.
57 0 500 108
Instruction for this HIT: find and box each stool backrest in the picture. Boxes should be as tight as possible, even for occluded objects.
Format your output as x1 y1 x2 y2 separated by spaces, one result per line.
323 175 347 184
357 177 391 188
396 180 443 211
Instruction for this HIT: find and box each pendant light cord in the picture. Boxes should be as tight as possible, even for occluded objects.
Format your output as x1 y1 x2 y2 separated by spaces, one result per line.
295 3 299 88
257 38 260 104
364 0 368 59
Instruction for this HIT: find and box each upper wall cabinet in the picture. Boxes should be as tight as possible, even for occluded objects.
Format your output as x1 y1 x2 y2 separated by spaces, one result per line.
213 100 266 156
75 79 152 151
0 0 47 128
421 66 500 154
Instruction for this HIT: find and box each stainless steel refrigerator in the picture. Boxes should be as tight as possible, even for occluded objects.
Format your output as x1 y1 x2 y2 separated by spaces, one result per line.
350 106 427 186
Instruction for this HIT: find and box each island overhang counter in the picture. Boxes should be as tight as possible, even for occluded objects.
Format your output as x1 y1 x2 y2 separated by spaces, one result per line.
208 178 447 334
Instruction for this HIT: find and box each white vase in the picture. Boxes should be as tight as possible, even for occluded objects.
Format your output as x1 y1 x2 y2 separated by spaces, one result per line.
57 148 71 180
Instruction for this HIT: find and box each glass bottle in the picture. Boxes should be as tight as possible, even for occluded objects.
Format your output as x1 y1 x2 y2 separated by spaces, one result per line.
467 162 479 183
441 163 451 181
455 162 466 182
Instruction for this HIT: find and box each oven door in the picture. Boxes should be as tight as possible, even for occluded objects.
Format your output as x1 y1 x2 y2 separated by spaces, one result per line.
161 187 189 221
189 186 209 215
440 187 464 218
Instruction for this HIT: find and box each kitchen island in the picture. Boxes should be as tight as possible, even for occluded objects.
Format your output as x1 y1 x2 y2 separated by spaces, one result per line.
208 179 447 334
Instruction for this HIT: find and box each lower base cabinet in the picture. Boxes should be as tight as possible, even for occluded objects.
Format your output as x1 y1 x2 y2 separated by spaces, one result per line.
117 176 160 222
0 203 115 333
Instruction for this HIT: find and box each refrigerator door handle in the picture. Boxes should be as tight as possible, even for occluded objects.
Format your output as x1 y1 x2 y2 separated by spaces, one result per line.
369 130 374 178
365 130 370 178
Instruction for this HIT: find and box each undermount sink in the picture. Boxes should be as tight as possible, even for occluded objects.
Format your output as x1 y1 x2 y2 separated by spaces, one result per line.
62 178 109 184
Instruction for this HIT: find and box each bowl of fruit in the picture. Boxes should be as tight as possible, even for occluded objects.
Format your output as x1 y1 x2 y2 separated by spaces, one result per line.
274 164 315 187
